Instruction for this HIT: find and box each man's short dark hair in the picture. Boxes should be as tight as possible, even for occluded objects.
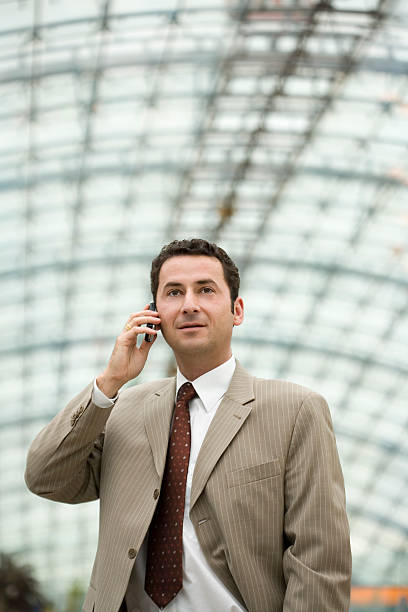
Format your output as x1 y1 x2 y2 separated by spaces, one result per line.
150 238 240 312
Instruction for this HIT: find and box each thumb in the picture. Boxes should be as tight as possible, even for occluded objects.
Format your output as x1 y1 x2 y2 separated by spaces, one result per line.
139 333 157 355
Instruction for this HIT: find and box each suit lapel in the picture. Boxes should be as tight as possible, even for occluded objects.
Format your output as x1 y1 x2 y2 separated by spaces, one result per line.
144 378 176 478
190 361 255 510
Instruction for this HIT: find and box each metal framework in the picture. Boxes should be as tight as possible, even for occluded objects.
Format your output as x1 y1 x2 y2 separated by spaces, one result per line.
0 0 407 604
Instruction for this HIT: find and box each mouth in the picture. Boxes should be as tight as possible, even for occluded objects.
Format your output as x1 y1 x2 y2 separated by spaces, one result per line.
177 323 206 330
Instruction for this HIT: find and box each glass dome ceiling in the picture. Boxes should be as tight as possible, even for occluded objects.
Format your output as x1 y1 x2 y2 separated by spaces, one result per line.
0 0 407 601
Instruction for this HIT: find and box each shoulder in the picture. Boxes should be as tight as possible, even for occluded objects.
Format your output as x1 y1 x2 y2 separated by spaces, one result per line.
249 377 333 447
233 361 326 413
253 375 324 404
251 376 329 421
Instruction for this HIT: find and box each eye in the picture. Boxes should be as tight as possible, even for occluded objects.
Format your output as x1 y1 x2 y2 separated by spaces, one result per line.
168 289 182 296
200 286 214 294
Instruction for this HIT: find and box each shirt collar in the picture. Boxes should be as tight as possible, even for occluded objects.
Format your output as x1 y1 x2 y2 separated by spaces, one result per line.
176 355 236 414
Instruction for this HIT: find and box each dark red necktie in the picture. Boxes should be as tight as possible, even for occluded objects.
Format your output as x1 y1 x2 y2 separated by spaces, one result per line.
145 382 197 609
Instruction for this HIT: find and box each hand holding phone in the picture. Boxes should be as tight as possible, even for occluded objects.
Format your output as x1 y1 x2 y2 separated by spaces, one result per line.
97 304 160 396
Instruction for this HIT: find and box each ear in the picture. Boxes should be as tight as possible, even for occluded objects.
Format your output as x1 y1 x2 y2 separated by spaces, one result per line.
232 297 244 327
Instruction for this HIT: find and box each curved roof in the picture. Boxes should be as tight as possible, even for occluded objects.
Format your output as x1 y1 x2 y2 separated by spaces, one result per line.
0 0 407 600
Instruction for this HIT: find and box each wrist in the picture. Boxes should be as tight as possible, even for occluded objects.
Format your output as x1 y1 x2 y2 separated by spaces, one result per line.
96 373 124 399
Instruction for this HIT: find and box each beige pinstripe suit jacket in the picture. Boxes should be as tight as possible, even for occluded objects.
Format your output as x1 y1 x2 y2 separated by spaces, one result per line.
25 361 351 612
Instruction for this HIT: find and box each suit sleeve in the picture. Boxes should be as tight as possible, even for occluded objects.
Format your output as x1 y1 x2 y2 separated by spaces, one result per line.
25 381 114 504
282 392 352 611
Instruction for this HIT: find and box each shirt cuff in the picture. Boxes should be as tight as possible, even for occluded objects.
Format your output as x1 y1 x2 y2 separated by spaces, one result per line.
92 378 119 408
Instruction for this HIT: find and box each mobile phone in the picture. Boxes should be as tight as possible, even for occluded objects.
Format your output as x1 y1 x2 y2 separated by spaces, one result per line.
145 301 157 343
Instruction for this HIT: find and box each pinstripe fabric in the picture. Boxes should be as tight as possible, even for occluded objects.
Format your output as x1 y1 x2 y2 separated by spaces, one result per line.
25 362 351 612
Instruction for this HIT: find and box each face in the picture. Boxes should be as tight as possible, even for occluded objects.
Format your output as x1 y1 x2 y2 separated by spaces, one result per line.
156 255 244 367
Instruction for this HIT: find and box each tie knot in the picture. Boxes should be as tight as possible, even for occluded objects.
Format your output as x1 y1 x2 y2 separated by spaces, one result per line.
176 382 197 404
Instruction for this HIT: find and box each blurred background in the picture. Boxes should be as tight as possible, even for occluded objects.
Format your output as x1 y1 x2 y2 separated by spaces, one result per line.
0 0 407 610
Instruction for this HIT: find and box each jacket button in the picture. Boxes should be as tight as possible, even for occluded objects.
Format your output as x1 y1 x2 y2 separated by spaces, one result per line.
153 489 159 499
128 548 136 559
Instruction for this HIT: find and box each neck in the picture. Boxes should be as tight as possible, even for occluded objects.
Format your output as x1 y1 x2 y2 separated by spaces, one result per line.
176 349 232 381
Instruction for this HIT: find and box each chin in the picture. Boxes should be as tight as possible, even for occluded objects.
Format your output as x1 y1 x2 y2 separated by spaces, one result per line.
179 338 208 350
175 337 212 355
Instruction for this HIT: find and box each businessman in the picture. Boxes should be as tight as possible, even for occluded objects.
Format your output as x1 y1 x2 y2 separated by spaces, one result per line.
25 238 352 612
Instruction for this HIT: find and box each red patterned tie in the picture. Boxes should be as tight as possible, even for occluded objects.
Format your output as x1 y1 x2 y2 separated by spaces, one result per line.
145 382 197 609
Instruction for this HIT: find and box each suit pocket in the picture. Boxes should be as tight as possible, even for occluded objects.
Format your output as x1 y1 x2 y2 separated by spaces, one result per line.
227 458 281 488
82 584 96 612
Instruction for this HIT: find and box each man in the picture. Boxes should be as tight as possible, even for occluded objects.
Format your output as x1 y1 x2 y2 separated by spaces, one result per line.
25 238 351 612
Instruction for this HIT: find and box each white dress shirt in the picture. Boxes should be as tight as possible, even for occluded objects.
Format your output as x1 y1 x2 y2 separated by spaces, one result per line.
93 356 247 611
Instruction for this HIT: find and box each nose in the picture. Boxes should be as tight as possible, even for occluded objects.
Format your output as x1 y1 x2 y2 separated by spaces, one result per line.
181 290 200 314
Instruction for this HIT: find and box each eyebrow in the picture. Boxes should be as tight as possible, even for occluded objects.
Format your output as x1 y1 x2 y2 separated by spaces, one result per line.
162 279 218 290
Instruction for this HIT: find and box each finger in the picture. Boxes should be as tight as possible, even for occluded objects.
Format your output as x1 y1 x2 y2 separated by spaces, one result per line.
122 324 159 339
139 330 158 353
126 315 160 331
125 308 159 323
139 325 159 336
123 320 160 336
120 326 140 341
123 311 159 333
131 314 160 325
